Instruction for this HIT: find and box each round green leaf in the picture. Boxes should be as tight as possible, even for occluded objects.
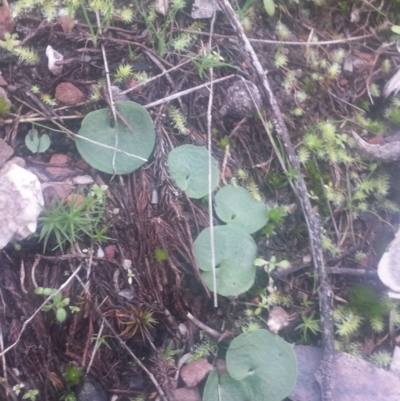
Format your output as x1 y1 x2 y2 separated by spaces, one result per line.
76 101 155 174
215 185 268 233
392 25 400 35
194 226 257 296
263 0 275 16
25 129 51 153
168 144 219 199
56 307 67 323
226 329 297 401
203 368 247 401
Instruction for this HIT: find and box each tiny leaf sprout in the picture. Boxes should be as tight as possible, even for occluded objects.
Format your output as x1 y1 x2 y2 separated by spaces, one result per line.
254 256 291 274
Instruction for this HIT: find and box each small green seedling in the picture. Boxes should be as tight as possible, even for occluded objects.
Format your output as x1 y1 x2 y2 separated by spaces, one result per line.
154 248 168 262
295 311 321 344
25 128 51 153
12 383 25 395
35 287 80 323
192 50 236 79
64 364 84 386
0 32 20 51
91 334 112 350
22 389 39 401
254 256 291 274
60 391 78 401
263 0 275 16
39 185 109 252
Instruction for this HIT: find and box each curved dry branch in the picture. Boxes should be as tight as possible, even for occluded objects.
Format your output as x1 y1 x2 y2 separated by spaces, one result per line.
216 2 335 400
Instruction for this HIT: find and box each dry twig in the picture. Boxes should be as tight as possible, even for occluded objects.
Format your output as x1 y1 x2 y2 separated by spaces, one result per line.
217 1 335 399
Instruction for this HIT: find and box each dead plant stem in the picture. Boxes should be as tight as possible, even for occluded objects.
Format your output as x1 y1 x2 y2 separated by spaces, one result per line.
217 1 335 399
144 74 235 108
207 11 218 308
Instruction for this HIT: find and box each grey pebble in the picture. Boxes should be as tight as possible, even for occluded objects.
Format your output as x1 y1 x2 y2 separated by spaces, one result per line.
77 376 108 401
218 79 262 119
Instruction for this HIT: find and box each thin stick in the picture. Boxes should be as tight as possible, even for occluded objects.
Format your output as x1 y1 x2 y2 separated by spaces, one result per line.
73 133 147 160
120 58 193 95
0 264 83 357
179 30 373 46
217 2 335 400
103 319 169 401
86 317 105 374
207 11 218 308
1 115 84 124
0 292 8 396
144 75 236 108
187 312 221 339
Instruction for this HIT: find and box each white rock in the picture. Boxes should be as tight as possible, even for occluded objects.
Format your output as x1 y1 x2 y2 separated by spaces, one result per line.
191 0 219 19
0 162 43 249
155 0 169 15
72 175 94 185
46 45 63 76
390 346 400 374
378 227 400 293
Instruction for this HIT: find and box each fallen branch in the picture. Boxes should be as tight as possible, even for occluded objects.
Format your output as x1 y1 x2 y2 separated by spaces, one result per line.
352 131 400 161
217 2 335 400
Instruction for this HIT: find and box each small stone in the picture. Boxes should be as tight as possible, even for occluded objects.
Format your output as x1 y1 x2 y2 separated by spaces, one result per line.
0 74 8 86
118 289 134 301
55 82 85 105
72 175 94 185
45 153 73 178
219 80 262 119
180 358 213 387
0 162 43 249
104 245 115 260
110 86 129 102
77 376 107 401
171 386 201 401
267 306 291 334
42 180 74 203
46 45 63 76
0 139 13 168
191 0 219 19
155 0 169 15
367 136 385 145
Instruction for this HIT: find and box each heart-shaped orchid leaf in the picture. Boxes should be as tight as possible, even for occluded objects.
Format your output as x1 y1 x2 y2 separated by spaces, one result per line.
76 101 155 174
194 225 257 296
168 144 219 199
215 185 268 233
226 329 297 401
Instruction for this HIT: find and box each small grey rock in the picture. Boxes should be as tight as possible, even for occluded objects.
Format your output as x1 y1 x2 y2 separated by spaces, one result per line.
77 376 107 401
219 80 262 119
